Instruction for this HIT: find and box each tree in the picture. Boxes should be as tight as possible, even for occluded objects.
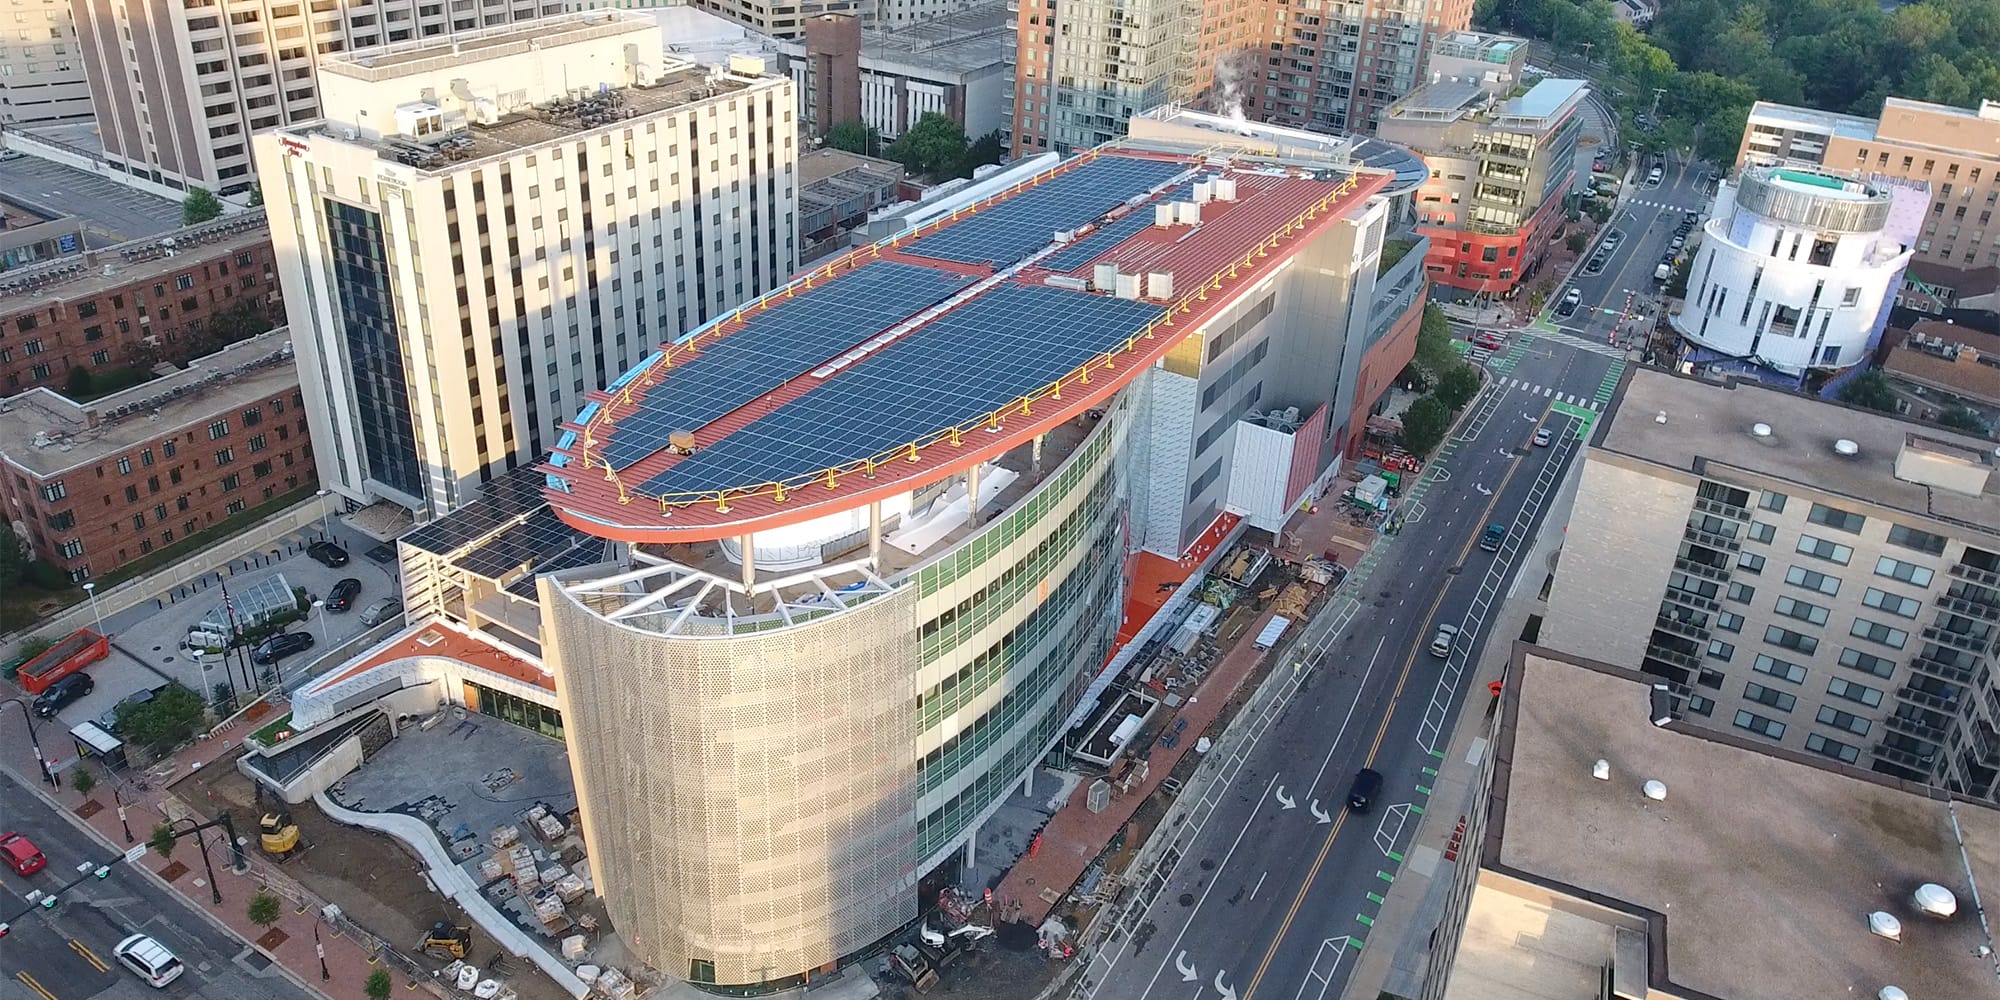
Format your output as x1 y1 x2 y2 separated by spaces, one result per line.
65 365 93 397
825 120 882 158
248 185 264 208
70 764 97 798
1939 405 1988 435
964 130 1005 174
886 113 970 180
116 683 207 751
1437 365 1483 410
24 560 66 591
366 970 394 1000
1414 304 1457 374
204 301 276 349
0 529 28 594
1838 370 1899 413
182 188 223 226
1400 396 1453 457
247 891 282 930
149 822 179 860
1566 232 1589 254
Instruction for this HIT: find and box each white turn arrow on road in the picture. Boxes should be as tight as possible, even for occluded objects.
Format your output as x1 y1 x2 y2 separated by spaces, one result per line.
1215 970 1237 1000
1176 951 1197 983
1274 785 1296 810
1475 483 1493 496
1309 799 1331 824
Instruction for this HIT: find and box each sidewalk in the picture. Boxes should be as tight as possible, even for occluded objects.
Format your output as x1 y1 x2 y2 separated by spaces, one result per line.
1 701 398 1000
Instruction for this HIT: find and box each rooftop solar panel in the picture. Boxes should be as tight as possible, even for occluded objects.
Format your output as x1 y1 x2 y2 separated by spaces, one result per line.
639 285 1164 497
598 261 978 471
403 464 553 554
902 156 1187 268
503 540 613 598
1041 182 1195 273
452 507 589 579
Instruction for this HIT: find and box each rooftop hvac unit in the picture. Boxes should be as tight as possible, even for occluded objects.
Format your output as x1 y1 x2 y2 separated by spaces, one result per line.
1193 179 1214 204
1093 263 1119 291
1176 201 1202 225
1213 177 1238 201
1115 272 1141 300
1146 271 1174 299
1155 203 1176 227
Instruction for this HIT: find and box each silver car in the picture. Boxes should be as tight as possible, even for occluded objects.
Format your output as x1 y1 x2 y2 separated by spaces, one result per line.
1430 624 1460 658
359 597 404 627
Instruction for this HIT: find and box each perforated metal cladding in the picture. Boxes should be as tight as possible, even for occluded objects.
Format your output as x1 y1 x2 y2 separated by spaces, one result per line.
544 588 922 985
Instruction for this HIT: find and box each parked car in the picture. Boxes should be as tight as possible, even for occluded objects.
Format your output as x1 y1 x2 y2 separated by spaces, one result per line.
0 832 46 876
1347 769 1384 812
114 934 186 988
96 684 168 736
1556 288 1583 318
307 541 350 568
32 671 93 718
359 597 404 627
1684 210 1699 225
1430 624 1460 658
326 577 362 612
1647 165 1664 185
1533 426 1554 447
1670 235 1686 251
252 632 316 664
1481 522 1507 552
1584 253 1608 275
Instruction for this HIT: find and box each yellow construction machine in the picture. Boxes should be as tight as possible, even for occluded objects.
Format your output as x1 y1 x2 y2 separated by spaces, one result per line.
259 809 301 858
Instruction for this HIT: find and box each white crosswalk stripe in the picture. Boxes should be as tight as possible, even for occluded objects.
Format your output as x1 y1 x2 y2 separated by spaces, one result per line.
1528 327 1629 359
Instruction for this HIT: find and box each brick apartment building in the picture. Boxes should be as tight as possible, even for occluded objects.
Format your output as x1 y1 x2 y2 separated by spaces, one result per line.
0 212 280 393
0 331 314 581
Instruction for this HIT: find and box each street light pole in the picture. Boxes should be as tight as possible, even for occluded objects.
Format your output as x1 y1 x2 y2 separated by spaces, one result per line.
314 489 333 538
82 582 104 635
1 698 59 787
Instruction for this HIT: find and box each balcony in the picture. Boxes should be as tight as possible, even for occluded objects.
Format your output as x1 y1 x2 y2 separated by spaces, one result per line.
1921 624 1993 655
1653 614 1710 643
1951 562 2000 588
1674 556 1731 583
1885 712 1952 745
1692 496 1750 521
1939 593 2000 622
1663 588 1721 615
1683 525 1741 553
1645 644 1702 673
1873 742 1938 772
1898 685 1961 713
1912 653 1979 685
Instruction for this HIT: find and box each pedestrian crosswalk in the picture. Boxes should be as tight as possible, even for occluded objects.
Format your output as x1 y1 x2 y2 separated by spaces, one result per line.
1528 327 1629 359
1501 377 1607 410
1626 198 1696 212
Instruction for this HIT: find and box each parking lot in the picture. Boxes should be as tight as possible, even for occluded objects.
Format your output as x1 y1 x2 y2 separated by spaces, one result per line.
32 518 401 760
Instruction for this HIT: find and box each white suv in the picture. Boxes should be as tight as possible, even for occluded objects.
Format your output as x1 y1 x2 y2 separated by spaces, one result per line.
115 933 185 988
1430 624 1460 658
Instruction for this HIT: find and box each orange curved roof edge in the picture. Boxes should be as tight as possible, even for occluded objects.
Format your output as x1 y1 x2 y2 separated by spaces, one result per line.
545 169 1390 544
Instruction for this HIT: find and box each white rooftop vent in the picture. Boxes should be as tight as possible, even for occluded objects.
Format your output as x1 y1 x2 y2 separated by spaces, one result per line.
1868 911 1903 941
1834 438 1860 456
1176 201 1202 225
1114 272 1142 300
1093 263 1118 291
1155 203 1176 227
1751 422 1772 438
1193 179 1214 204
1913 883 1959 917
1213 177 1238 201
1879 988 1908 1000
1641 779 1667 801
1591 759 1610 780
1146 271 1174 300
1655 410 1668 425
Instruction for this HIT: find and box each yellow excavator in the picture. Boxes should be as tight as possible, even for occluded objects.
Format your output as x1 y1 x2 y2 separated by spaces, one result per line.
420 922 473 960
259 809 301 859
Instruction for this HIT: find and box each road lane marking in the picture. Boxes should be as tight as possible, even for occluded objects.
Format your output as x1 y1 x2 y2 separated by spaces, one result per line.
1251 872 1267 900
16 972 60 1000
1127 773 1283 1000
69 938 108 972
1301 636 1387 801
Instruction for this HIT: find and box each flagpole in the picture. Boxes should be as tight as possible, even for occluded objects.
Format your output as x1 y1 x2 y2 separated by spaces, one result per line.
219 577 254 698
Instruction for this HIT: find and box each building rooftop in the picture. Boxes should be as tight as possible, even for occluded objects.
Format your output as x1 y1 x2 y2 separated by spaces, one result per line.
1747 100 1881 143
1429 30 1523 64
545 147 1390 543
0 212 270 306
318 11 657 79
1498 77 1586 123
1386 79 1485 119
1127 106 1429 193
0 331 296 477
859 5 1012 75
1601 367 2000 537
1883 320 2000 405
1490 647 2000 1000
647 6 782 67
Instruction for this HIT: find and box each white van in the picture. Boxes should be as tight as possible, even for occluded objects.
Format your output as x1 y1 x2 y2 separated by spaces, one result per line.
1647 165 1664 186
114 933 185 988
1654 262 1673 282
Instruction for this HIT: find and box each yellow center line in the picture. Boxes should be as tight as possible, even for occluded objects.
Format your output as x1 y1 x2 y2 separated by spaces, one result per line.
1241 446 1532 1000
16 970 60 1000
69 938 108 972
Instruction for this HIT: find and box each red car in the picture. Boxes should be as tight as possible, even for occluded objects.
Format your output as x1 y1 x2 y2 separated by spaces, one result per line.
0 832 47 876
1472 330 1508 351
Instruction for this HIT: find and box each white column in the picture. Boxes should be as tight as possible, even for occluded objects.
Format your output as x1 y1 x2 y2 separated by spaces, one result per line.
1032 432 1045 474
869 501 882 565
1022 764 1035 798
740 534 755 591
967 463 983 518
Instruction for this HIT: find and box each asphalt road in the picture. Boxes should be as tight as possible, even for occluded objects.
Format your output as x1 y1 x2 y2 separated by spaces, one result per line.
0 769 311 1000
1555 157 1714 344
1078 329 1621 1000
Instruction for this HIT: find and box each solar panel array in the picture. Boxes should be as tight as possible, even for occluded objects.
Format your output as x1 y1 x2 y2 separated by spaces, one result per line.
640 284 1165 498
504 540 613 599
902 156 1188 268
403 464 553 555
452 507 589 579
597 262 979 470
1041 182 1195 273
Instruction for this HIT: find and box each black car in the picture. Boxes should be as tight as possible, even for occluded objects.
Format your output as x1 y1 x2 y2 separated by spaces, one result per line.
307 541 350 568
95 684 167 735
1347 768 1384 812
326 578 362 612
32 672 94 718
252 631 316 664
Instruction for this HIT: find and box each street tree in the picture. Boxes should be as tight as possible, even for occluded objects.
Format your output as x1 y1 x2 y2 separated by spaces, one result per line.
1837 370 1899 413
248 891 282 930
366 970 394 1000
149 822 179 860
825 120 882 158
116 684 207 752
1437 365 1483 411
1400 396 1453 457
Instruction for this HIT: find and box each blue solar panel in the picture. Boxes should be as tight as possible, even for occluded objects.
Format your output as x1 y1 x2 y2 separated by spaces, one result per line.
640 285 1164 497
1041 182 1195 273
599 261 978 470
903 156 1188 268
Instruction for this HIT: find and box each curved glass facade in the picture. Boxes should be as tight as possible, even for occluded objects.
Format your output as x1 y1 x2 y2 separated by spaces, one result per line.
542 409 1128 987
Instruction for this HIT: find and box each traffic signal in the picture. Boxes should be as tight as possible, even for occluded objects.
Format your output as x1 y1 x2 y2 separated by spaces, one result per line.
93 866 110 879
0 921 10 938
39 896 56 910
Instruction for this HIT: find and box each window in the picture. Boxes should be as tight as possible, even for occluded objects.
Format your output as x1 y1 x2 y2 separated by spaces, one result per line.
1765 625 1820 655
1687 695 1716 717
1775 595 1831 625
39 480 66 502
1759 491 1788 512
45 511 74 531
1707 639 1736 661
215 448 235 465
1796 535 1853 564
116 457 131 475
1807 502 1866 533
1716 612 1744 633
1734 710 1787 740
1727 582 1757 603
1744 682 1797 712
248 433 267 452
1738 552 1766 574
162 440 177 458
1838 647 1894 678
58 539 85 559
1753 654 1808 684
1849 618 1908 649
207 419 229 439
1827 677 1884 708
141 448 154 467
1748 521 1777 544
226 498 247 515
1697 668 1725 690
1862 587 1921 618
1785 565 1841 595
124 486 139 503
1887 524 1947 556
1806 733 1860 764
1875 555 1934 587
1816 706 1870 736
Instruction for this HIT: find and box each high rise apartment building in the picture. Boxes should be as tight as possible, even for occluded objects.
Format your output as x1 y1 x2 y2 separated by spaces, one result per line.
253 12 798 516
1545 367 2000 801
1251 0 1475 135
1737 98 2000 306
70 0 569 197
0 0 93 125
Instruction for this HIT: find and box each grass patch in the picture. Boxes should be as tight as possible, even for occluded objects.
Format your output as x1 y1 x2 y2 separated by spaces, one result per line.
67 366 156 402
249 711 295 748
1378 237 1420 276
93 484 319 589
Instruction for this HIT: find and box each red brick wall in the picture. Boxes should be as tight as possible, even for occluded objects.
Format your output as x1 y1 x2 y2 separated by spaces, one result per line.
1340 293 1423 457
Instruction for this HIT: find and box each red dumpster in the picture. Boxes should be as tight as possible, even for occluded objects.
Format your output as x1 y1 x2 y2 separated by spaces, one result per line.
16 628 109 695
